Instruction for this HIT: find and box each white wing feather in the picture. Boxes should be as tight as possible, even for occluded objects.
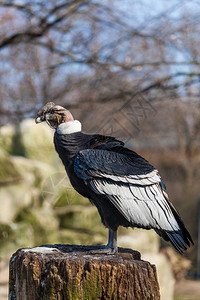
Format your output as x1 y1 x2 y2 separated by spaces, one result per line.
89 178 179 231
88 169 161 185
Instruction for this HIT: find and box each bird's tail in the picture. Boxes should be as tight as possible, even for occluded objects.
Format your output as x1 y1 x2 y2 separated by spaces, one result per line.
155 196 193 254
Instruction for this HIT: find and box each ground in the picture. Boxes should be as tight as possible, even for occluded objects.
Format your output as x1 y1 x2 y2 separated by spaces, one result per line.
174 279 200 300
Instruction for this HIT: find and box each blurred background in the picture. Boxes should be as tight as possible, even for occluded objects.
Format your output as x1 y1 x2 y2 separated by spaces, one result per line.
0 0 200 299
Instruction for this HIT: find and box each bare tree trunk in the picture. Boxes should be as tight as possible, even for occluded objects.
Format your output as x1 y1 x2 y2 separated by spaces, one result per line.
9 244 160 300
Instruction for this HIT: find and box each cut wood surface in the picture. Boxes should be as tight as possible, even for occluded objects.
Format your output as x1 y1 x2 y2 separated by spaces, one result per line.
9 244 160 300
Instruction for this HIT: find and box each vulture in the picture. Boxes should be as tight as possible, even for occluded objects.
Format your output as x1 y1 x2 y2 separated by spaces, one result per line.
35 102 193 254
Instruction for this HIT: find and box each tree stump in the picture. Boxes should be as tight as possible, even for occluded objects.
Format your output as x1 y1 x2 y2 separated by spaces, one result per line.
9 244 160 300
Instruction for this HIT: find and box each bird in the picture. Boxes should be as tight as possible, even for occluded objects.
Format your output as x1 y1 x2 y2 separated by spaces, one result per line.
35 102 193 254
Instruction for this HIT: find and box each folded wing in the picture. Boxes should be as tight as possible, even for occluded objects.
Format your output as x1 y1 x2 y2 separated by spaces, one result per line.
74 148 193 254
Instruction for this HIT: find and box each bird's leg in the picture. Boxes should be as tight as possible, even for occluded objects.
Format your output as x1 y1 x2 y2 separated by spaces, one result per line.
107 229 117 252
89 229 118 255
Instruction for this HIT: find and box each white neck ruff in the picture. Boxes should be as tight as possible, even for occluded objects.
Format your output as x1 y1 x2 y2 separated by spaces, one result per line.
56 120 82 135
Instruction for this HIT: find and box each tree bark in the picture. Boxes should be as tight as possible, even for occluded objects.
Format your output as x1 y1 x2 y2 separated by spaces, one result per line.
9 244 160 300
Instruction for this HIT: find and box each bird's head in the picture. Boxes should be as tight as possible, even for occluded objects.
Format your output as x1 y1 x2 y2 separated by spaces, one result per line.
35 102 74 129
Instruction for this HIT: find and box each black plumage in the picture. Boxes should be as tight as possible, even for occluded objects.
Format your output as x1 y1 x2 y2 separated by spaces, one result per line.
36 102 193 254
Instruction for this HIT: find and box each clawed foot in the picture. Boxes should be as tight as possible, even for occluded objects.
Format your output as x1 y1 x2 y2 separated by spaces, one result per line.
89 229 118 255
89 246 118 255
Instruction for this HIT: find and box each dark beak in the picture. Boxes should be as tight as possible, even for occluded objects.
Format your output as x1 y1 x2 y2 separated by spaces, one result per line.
35 115 45 124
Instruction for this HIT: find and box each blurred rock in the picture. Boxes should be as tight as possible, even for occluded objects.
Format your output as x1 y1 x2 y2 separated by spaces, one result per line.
0 260 9 300
0 119 61 167
0 222 34 260
0 124 15 154
15 206 59 246
118 228 160 253
162 247 191 281
20 119 60 166
0 148 21 185
12 155 55 186
0 155 55 224
0 184 32 223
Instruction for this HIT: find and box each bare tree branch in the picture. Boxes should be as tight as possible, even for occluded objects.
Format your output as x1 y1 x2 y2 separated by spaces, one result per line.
0 0 86 49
